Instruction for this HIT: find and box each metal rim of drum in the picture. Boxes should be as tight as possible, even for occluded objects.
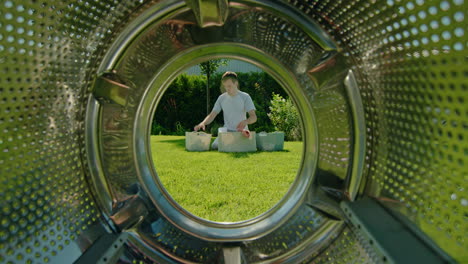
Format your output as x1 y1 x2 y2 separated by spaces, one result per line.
86 0 365 254
136 44 317 240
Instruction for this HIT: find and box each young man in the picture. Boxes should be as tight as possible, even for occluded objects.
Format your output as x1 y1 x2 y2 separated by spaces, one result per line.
194 71 257 149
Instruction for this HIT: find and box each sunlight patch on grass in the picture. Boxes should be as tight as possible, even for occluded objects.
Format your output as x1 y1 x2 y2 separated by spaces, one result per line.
150 135 303 222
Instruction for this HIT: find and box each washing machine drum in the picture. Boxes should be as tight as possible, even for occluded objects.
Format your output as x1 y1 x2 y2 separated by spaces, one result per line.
1 0 465 263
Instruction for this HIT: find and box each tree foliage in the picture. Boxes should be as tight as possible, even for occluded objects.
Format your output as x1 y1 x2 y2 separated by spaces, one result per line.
199 59 228 76
267 93 302 141
199 59 228 115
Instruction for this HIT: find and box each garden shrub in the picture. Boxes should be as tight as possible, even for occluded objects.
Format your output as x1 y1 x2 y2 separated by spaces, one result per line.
268 93 302 141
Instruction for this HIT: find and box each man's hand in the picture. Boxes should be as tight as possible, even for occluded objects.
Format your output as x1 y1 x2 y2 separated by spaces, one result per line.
194 123 205 131
195 111 218 131
236 120 248 131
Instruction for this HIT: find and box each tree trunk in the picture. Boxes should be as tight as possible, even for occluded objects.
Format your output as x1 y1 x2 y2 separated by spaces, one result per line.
206 72 210 116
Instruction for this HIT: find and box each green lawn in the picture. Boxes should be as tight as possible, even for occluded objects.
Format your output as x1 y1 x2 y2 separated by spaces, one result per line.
150 135 303 222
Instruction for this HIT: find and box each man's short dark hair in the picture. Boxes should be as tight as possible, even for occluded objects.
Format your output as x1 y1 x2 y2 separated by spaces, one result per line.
221 71 238 81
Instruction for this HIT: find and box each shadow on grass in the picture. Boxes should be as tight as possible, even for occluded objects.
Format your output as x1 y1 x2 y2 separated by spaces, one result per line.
224 151 261 158
157 137 292 158
222 149 290 158
158 138 186 149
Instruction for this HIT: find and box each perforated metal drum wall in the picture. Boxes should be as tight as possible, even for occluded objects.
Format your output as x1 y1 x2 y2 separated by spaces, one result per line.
287 0 467 260
0 1 150 263
0 0 466 264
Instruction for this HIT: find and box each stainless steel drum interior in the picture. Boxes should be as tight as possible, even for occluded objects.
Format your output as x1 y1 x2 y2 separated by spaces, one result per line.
0 0 466 263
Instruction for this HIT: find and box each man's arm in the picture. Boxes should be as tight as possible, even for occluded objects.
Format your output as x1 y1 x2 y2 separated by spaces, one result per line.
194 111 218 131
236 109 257 131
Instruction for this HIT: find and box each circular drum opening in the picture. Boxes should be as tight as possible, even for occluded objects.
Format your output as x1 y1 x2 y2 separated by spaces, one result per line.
150 58 304 223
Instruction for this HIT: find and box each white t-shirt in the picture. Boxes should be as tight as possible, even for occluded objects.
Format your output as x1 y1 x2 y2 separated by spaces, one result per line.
212 91 256 131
